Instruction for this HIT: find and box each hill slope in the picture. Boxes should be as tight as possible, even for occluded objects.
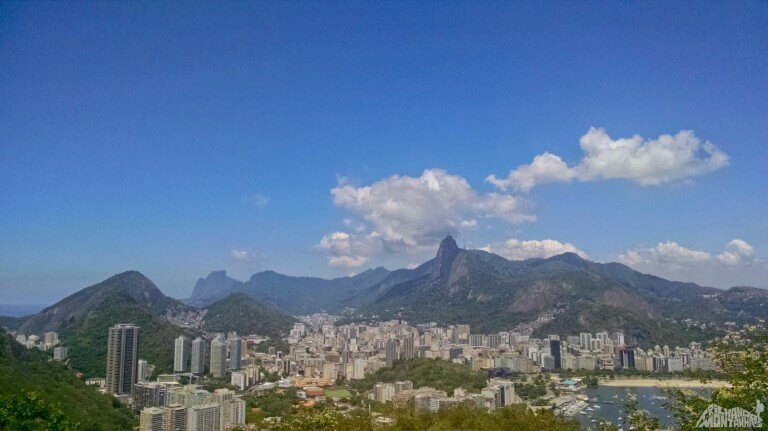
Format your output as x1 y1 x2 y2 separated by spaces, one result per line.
202 292 296 337
15 271 197 377
357 236 768 346
0 328 135 429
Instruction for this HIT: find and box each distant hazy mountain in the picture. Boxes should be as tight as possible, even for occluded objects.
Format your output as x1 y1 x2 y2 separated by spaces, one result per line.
202 292 296 337
354 236 768 346
189 267 392 313
188 270 242 307
15 271 197 377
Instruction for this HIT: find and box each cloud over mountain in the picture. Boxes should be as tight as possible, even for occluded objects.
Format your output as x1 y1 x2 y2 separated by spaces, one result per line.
480 238 587 260
318 169 533 267
618 239 765 287
487 128 729 191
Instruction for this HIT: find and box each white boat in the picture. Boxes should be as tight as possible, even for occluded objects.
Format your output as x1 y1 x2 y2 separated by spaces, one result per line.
594 405 601 409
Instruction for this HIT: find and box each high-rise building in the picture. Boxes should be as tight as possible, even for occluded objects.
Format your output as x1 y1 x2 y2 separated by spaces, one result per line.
373 383 396 403
139 405 188 431
579 333 593 351
385 339 397 367
352 358 366 379
619 347 636 369
228 336 242 371
139 407 165 431
188 403 222 431
137 359 152 382
210 336 227 378
613 331 625 347
549 338 562 370
165 405 187 431
191 337 206 374
106 324 140 395
402 337 415 360
132 382 168 412
174 336 192 373
487 334 502 348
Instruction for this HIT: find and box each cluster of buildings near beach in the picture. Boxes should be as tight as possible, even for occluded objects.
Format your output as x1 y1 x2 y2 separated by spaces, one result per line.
11 315 727 430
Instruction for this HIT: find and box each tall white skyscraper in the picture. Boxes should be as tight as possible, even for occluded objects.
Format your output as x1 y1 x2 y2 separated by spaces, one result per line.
228 335 242 371
174 335 191 372
106 324 139 395
191 337 206 374
210 336 227 378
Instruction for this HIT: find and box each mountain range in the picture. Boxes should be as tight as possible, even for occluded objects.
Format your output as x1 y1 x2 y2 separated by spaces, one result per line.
3 271 295 378
189 236 768 346
4 236 767 378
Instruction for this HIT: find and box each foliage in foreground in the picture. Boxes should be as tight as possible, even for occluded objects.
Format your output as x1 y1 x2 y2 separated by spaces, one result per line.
628 329 768 430
0 392 81 431
350 357 487 396
0 328 135 430
265 404 580 431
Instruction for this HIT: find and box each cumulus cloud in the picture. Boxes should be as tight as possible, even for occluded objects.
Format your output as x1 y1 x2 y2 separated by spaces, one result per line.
618 239 764 287
328 255 369 268
619 241 711 268
480 238 587 260
716 239 755 266
318 169 533 267
487 128 729 191
230 248 264 265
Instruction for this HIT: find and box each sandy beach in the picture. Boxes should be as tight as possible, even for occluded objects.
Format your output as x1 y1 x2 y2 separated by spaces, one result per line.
600 378 730 388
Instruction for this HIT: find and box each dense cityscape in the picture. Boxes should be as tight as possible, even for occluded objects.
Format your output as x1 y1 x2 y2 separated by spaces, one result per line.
10 312 744 431
2 2 767 430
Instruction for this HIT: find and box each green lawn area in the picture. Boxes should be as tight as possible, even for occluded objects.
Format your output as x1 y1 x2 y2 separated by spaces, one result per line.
324 388 352 398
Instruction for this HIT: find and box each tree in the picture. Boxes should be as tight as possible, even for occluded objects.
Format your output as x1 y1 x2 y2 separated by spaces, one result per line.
628 329 768 430
0 392 81 431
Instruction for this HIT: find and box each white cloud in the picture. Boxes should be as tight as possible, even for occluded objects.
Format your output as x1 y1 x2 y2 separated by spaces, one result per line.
328 255 369 268
241 193 270 208
716 239 755 266
480 238 587 260
487 128 729 191
406 262 420 270
618 239 764 287
230 248 264 265
319 169 533 267
487 152 576 192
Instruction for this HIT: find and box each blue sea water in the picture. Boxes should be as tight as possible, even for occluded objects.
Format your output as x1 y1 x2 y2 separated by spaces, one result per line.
577 386 711 429
0 303 48 317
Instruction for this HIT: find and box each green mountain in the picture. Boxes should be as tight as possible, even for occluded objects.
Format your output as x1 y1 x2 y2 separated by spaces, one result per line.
0 315 26 331
357 236 768 347
15 271 197 377
189 267 392 313
202 292 296 337
0 327 135 430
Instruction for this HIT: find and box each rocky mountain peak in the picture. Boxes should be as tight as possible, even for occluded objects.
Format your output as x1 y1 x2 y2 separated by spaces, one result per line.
431 235 460 280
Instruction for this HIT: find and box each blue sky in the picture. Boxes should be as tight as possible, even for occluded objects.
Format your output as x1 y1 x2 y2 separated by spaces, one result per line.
1 2 767 302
